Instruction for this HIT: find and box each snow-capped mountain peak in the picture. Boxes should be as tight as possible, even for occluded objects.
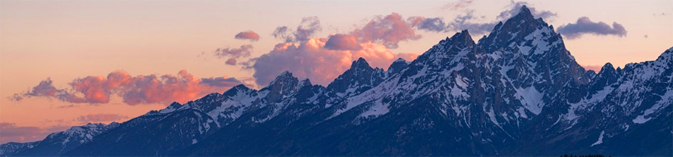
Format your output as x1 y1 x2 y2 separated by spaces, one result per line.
327 58 386 97
264 71 300 102
387 58 409 75
351 57 371 69
267 71 298 88
448 30 475 48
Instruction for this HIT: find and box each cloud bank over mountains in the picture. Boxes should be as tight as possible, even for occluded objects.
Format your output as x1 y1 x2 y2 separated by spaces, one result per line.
12 70 242 105
12 1 628 106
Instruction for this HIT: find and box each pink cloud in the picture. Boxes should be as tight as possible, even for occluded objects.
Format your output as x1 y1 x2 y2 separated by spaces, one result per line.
324 34 362 51
271 13 425 49
351 12 421 49
248 13 431 86
250 37 418 86
234 30 260 41
70 76 111 103
13 70 243 105
119 70 233 105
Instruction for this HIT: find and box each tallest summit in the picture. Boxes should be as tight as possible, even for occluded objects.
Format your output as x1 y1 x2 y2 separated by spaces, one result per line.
516 5 534 19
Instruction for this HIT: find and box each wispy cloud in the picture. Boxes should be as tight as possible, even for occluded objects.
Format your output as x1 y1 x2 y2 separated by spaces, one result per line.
441 0 473 10
415 1 557 36
496 1 557 21
213 44 253 59
445 10 497 35
272 16 322 42
653 12 667 17
75 114 129 123
447 1 556 35
202 44 254 66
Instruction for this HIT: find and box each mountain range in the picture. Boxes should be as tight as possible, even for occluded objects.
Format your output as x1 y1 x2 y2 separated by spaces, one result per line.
1 6 670 156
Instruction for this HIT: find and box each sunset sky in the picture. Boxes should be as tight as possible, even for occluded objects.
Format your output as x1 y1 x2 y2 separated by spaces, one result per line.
1 0 671 143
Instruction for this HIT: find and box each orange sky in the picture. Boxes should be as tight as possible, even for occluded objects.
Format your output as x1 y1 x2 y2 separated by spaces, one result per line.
1 0 671 143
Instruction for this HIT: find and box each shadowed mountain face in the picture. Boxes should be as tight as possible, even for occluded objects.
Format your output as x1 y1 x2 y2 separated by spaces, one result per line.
3 6 671 156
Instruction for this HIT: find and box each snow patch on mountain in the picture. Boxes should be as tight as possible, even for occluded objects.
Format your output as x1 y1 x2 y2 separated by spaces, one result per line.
633 89 673 124
333 77 397 118
515 86 544 115
208 90 267 126
522 26 554 55
590 131 605 147
358 99 390 119
566 86 615 122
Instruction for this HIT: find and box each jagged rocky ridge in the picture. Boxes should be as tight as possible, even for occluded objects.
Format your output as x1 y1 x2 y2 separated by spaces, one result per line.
3 6 671 156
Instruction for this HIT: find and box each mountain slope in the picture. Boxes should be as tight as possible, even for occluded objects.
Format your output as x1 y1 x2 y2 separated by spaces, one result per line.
8 123 119 156
0 141 40 157
515 48 673 155
177 6 656 156
24 5 671 156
